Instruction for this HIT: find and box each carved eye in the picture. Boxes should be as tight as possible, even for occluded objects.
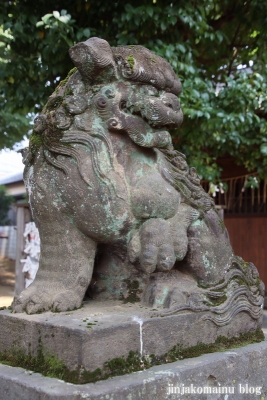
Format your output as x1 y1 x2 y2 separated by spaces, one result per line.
120 100 127 111
105 89 115 98
165 102 173 109
96 96 107 108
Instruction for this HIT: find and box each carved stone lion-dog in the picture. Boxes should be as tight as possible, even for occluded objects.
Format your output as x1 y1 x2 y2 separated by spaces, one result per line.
13 38 263 318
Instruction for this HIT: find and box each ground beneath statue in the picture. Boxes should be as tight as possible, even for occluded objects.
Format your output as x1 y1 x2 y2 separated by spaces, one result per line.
0 258 15 307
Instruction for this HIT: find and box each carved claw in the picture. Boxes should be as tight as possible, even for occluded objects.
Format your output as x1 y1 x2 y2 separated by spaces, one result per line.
128 218 176 274
128 204 200 274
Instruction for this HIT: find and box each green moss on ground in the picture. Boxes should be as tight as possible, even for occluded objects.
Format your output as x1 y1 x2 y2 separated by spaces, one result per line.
0 329 264 385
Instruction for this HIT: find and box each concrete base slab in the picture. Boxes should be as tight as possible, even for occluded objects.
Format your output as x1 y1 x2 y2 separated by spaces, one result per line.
0 299 262 372
0 336 267 400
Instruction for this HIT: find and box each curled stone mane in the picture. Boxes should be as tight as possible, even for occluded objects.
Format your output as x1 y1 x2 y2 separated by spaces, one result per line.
27 73 114 187
158 148 214 215
47 129 114 187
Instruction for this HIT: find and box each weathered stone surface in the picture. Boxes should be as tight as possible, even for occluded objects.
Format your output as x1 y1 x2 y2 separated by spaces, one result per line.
10 36 264 344
0 300 262 372
0 336 267 400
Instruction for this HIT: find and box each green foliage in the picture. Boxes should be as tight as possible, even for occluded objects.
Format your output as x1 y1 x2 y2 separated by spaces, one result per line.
244 175 259 189
0 185 14 225
0 0 267 180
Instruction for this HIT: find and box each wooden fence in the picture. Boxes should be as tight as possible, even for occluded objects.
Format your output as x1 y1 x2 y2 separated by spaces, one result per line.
0 226 16 260
15 204 31 295
225 216 267 288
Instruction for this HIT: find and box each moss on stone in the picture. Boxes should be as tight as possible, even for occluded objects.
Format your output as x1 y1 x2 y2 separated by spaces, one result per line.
29 124 72 164
65 88 73 96
233 276 247 286
0 329 264 384
29 132 44 156
45 96 64 112
163 328 265 362
0 346 145 384
121 279 141 303
198 277 225 289
0 346 66 380
207 294 227 306
104 350 149 377
126 55 135 71
56 67 77 90
218 219 225 232
86 322 96 328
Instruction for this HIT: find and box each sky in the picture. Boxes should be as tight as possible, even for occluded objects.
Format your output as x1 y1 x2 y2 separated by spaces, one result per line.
0 139 28 177
0 149 24 177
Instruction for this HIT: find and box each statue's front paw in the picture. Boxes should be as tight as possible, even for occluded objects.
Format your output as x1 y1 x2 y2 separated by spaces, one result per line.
12 284 53 314
12 279 86 314
128 218 176 274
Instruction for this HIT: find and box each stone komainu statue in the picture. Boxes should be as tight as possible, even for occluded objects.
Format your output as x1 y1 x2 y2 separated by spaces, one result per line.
13 38 264 324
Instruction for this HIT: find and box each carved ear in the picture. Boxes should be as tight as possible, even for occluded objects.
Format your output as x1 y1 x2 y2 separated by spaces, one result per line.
69 37 117 84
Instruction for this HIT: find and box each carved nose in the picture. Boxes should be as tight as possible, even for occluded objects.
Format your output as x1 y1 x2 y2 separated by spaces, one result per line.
164 96 180 112
69 37 117 83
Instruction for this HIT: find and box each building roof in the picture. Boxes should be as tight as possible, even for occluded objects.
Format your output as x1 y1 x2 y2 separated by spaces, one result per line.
0 172 23 185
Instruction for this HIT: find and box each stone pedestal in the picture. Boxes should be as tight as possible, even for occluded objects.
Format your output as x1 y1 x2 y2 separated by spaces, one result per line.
0 335 266 400
0 300 262 373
